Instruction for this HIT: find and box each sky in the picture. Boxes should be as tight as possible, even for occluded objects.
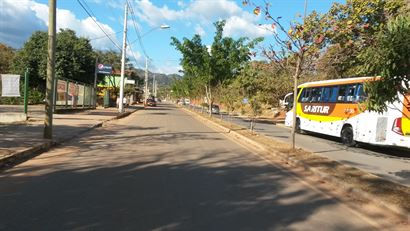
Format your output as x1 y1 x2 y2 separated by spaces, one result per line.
0 0 344 75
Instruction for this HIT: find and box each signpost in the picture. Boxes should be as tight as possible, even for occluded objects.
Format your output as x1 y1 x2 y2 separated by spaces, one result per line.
94 63 112 108
125 79 135 84
97 64 113 74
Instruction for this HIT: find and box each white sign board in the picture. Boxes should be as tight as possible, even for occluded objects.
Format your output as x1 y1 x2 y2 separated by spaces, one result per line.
125 79 135 84
1 74 20 97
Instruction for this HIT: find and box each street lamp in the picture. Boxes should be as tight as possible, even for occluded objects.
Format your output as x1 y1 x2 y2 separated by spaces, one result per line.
130 24 170 45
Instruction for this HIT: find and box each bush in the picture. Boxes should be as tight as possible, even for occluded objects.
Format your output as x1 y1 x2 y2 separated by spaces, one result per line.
0 88 44 105
28 88 44 104
0 96 22 105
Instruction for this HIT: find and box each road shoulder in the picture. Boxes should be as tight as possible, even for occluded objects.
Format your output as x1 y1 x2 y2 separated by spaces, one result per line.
180 106 410 221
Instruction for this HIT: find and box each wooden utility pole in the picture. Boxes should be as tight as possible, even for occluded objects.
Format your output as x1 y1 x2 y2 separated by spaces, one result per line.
93 57 98 108
44 0 56 139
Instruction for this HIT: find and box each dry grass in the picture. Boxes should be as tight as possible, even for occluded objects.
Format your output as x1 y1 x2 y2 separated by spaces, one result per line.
190 108 410 214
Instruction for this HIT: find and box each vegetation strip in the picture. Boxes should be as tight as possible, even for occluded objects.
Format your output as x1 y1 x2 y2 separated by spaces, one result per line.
181 106 410 218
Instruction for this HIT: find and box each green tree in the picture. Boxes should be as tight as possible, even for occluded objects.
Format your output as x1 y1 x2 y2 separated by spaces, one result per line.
12 29 96 89
243 1 328 149
359 14 410 112
232 63 267 132
12 31 48 89
0 43 15 74
171 20 262 115
322 0 408 77
55 29 95 83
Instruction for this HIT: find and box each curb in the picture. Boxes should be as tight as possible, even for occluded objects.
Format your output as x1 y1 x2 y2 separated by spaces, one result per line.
0 108 138 171
181 106 410 219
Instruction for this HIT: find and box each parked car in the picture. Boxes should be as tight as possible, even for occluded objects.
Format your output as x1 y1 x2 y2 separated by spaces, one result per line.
211 104 220 114
146 98 156 106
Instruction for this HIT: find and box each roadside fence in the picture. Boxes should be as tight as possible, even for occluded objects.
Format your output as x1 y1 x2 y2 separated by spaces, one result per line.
55 77 95 109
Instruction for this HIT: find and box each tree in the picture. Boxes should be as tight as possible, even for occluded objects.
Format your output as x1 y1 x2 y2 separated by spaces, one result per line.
94 50 122 72
235 64 264 132
243 1 328 150
322 0 408 77
12 31 48 89
358 14 410 112
0 43 15 74
12 29 96 89
171 20 262 115
55 29 95 84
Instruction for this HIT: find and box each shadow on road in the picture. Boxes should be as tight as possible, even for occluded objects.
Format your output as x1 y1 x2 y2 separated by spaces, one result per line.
0 104 395 230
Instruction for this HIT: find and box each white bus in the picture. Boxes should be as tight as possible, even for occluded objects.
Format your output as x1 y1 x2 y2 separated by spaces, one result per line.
285 77 410 148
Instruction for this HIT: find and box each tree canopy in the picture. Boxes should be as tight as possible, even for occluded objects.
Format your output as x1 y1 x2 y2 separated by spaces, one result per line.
0 43 15 74
170 20 262 112
12 29 95 89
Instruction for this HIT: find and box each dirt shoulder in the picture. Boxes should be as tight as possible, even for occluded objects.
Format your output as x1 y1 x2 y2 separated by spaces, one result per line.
182 106 410 219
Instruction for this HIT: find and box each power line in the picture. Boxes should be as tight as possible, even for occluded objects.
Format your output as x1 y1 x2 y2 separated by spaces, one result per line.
76 0 121 50
89 31 122 41
126 0 149 58
126 38 142 69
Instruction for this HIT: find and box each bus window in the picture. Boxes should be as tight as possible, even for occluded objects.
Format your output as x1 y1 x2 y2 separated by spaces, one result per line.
302 88 311 102
322 87 331 102
355 84 367 102
311 88 319 102
337 85 347 102
330 86 338 102
346 84 357 102
297 89 304 103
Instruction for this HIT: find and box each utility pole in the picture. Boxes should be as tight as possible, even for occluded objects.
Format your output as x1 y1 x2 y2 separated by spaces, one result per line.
119 2 128 113
144 57 148 105
93 57 98 108
154 80 157 97
23 68 29 115
152 73 155 98
44 0 56 139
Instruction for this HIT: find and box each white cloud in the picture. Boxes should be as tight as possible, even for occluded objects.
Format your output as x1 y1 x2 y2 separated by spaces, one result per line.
0 0 46 48
133 0 270 39
154 63 182 75
126 45 144 68
177 1 185 7
194 24 205 36
0 0 120 50
223 17 274 38
133 0 185 27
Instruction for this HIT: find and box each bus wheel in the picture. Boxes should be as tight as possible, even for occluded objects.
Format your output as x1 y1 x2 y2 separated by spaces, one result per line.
341 125 356 147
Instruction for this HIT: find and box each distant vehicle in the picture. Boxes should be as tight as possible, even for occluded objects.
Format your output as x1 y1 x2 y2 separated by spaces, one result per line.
211 104 220 114
184 98 190 105
285 77 410 148
280 92 294 111
146 98 156 107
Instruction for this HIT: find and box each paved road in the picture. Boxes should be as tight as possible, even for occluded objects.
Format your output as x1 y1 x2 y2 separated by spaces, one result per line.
190 107 410 187
0 104 401 230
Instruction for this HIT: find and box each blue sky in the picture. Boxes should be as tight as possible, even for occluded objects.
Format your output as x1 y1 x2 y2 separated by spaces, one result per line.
0 0 344 74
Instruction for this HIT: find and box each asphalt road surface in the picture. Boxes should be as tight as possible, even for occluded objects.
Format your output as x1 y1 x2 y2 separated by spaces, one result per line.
0 104 402 230
193 107 410 187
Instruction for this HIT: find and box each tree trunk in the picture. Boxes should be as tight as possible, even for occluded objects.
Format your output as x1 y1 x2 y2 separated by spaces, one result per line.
291 54 303 151
206 82 212 117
